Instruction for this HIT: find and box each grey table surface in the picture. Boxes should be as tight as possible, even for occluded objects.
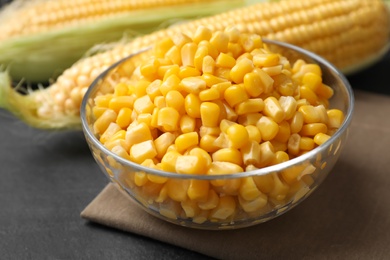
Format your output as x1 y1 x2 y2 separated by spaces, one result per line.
0 0 389 259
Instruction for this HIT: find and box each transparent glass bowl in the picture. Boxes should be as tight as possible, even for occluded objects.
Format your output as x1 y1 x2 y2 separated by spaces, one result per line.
81 39 354 230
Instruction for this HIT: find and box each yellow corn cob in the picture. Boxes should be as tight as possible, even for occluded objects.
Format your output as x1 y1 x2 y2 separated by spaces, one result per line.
1 0 389 130
0 0 248 82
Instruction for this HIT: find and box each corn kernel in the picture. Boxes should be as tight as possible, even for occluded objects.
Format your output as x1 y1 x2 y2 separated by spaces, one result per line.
215 52 236 68
263 96 285 123
189 147 212 167
187 179 209 202
165 90 184 114
210 81 231 97
158 64 178 80
302 72 322 92
181 42 197 67
104 138 129 152
316 83 334 99
270 151 290 165
134 171 148 187
157 107 180 132
202 55 215 74
288 133 301 156
199 88 220 101
161 150 181 172
289 111 304 133
179 66 201 79
299 137 315 151
94 109 117 135
114 83 129 96
256 116 279 141
224 84 249 108
159 200 181 220
181 199 201 218
274 120 291 143
133 95 154 115
300 86 319 106
279 96 297 120
155 183 168 203
241 141 261 166
194 45 208 71
180 77 207 94
214 132 229 149
193 26 212 44
108 129 126 143
175 132 199 153
199 126 220 137
243 71 264 97
130 140 157 164
212 147 243 166
210 31 229 53
160 74 181 96
253 173 275 194
202 73 228 87
235 98 265 115
146 79 162 101
327 109 344 129
210 195 236 220
239 33 262 52
226 123 249 149
154 132 176 159
253 53 280 67
298 105 321 123
215 67 231 80
167 179 189 202
108 96 135 113
200 102 220 127
171 32 192 47
237 113 262 126
126 122 153 147
281 164 307 185
99 122 121 144
238 193 267 213
230 57 254 84
262 65 283 76
245 125 262 143
184 93 201 118
179 115 196 133
95 94 113 108
257 141 276 168
314 132 331 146
199 134 219 153
175 155 207 174
300 123 328 137
228 42 243 58
115 107 132 129
165 45 181 65
198 189 219 210
92 106 107 119
154 37 174 58
111 144 131 161
239 177 262 201
268 174 289 201
147 172 168 184
221 101 237 121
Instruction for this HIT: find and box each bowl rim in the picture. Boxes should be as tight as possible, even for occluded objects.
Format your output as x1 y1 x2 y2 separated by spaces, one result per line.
81 39 354 180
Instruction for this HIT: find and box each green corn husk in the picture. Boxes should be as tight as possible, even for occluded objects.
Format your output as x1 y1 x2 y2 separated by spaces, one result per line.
0 0 250 83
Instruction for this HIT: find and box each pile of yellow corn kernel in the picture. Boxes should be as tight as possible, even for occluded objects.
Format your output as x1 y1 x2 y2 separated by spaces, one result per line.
91 26 345 223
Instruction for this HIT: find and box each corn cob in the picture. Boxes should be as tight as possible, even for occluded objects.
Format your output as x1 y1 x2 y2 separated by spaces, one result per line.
0 0 248 83
0 0 389 130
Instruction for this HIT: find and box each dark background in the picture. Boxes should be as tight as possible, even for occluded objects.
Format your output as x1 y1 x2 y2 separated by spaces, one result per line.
0 0 389 259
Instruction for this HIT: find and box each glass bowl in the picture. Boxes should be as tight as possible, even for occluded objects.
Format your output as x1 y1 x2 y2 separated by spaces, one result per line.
81 39 354 230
